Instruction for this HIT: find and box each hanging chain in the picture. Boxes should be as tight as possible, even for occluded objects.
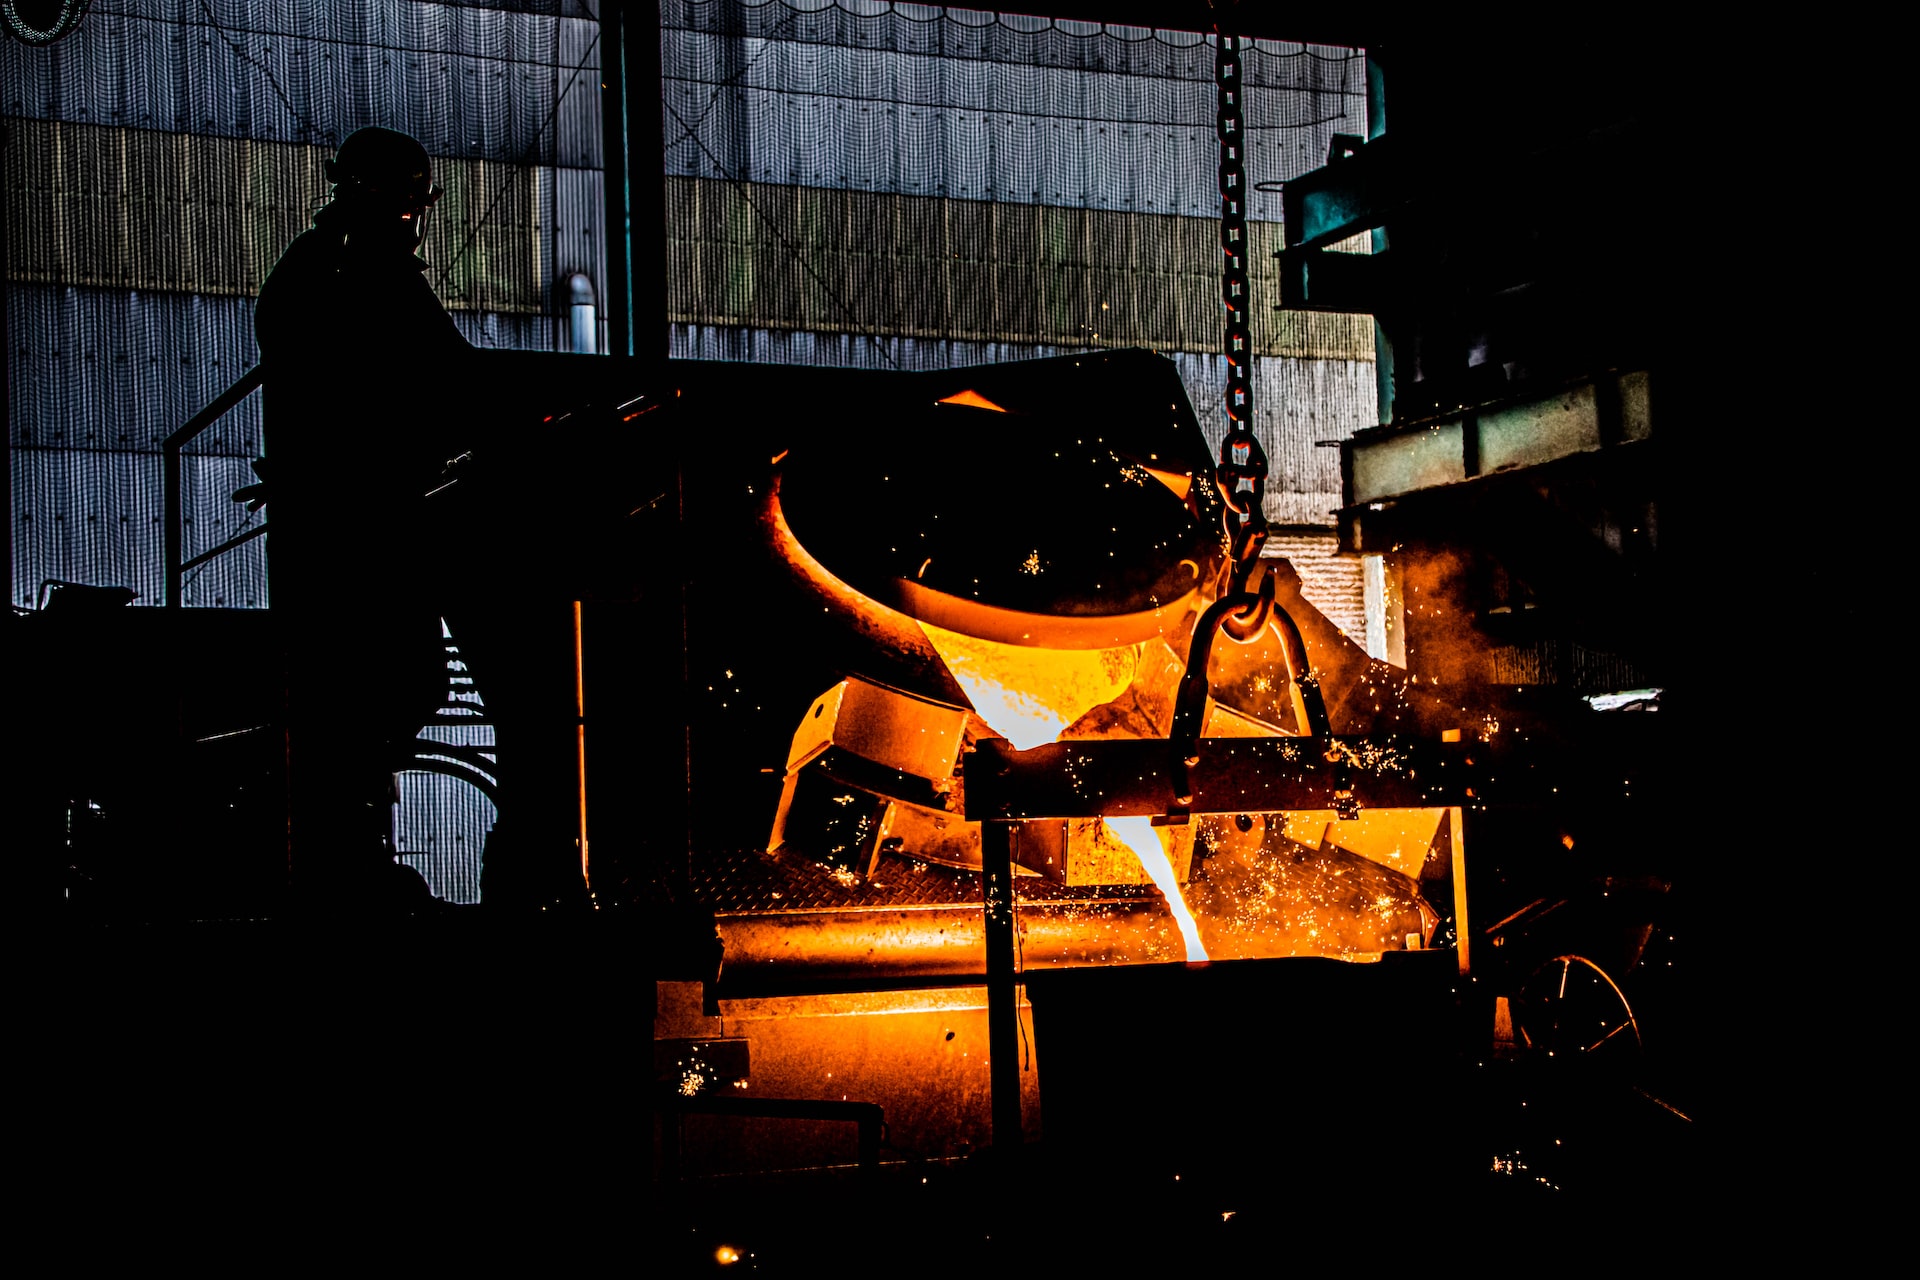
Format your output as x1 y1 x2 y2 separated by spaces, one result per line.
1165 25 1290 809
1213 30 1272 641
1165 23 1346 812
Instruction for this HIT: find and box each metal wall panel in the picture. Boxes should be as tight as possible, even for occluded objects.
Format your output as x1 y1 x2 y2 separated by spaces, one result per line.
4 1 603 167
6 120 554 314
663 176 1374 358
662 25 1365 221
11 445 268 608
659 3 1360 127
1216 350 1375 527
396 768 495 905
551 3 606 169
7 284 263 456
1265 531 1365 643
431 2 598 15
655 3 1376 535
452 307 569 351
550 163 607 343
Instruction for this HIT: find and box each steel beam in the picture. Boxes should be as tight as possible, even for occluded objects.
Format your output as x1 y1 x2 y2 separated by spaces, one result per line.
963 734 1448 822
981 819 1023 1151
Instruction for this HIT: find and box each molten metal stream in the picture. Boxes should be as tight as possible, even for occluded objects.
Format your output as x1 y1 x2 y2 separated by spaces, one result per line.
1106 816 1209 962
913 641 1207 959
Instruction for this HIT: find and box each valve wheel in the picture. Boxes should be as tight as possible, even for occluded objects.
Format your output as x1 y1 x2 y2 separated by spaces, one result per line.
1515 954 1642 1063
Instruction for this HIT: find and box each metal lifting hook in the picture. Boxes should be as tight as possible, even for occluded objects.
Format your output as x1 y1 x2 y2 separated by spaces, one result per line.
1165 585 1333 813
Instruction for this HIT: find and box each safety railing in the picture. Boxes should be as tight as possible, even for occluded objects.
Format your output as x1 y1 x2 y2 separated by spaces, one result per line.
166 365 502 854
163 365 267 608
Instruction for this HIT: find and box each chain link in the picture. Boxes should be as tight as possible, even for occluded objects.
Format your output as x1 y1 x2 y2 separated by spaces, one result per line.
1213 30 1272 638
1164 22 1331 807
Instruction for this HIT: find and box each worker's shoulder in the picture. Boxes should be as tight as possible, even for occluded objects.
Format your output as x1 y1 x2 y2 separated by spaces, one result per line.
260 226 344 291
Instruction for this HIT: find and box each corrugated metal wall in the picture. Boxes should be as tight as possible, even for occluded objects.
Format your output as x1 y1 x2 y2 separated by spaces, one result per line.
9 119 547 311
1266 532 1365 643
5 0 604 904
661 178 1371 357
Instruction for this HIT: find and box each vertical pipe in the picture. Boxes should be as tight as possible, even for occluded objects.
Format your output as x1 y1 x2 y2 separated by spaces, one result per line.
1367 49 1394 426
599 2 632 359
601 0 668 363
675 447 695 897
574 598 589 887
1366 48 1388 143
981 819 1022 1149
568 273 599 354
1 121 10 608
1447 806 1471 976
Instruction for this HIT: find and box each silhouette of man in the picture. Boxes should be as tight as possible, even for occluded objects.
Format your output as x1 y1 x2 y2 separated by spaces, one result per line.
255 126 587 913
252 127 465 911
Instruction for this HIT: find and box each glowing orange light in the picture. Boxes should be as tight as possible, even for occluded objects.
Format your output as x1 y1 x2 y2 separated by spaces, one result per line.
921 623 1140 751
937 389 1009 412
1143 466 1193 499
715 1245 741 1265
1107 816 1207 961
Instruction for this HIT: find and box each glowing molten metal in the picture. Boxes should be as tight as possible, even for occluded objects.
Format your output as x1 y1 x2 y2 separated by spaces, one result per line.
1106 816 1209 962
921 621 1141 752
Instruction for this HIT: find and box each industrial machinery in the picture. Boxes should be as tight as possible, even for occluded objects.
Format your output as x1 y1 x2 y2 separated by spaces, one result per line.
48 337 1654 1185
751 347 1460 967
654 349 1506 1179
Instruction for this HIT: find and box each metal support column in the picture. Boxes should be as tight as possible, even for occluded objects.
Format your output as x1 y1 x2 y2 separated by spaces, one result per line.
2 120 10 607
599 2 632 358
599 0 668 363
981 819 1023 1149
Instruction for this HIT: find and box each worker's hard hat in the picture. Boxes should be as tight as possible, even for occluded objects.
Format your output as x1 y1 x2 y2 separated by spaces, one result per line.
325 127 438 208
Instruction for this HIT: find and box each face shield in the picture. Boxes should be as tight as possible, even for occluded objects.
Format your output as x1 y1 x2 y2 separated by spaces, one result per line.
397 182 445 251
326 162 444 253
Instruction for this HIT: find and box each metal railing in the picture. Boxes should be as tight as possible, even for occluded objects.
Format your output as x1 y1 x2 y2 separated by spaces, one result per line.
166 365 507 864
163 365 266 608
